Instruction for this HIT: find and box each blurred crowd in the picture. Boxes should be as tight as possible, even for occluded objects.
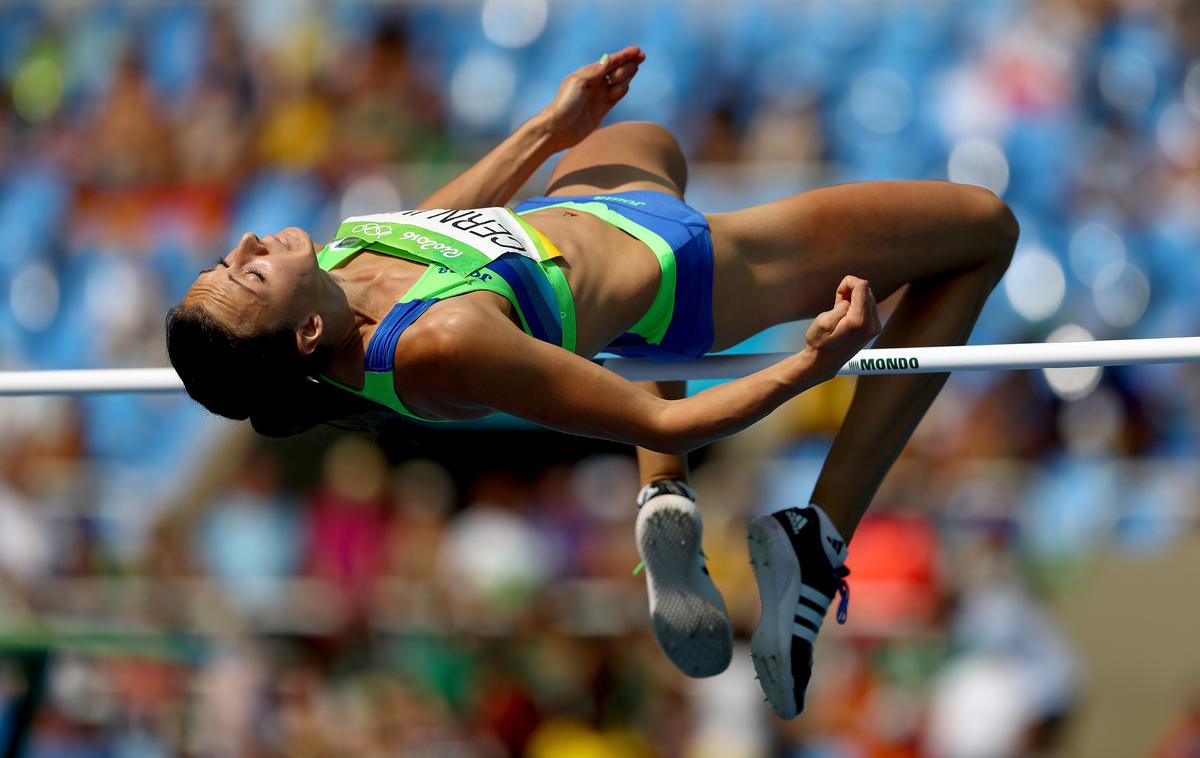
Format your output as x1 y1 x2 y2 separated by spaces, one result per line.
2 0 1200 755
1 422 1197 757
0 433 1098 757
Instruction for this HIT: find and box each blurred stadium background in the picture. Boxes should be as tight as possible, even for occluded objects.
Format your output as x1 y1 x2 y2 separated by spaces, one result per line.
1 0 1200 756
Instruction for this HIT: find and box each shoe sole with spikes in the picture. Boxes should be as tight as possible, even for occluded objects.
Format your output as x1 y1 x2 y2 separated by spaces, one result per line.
636 494 733 678
747 512 807 719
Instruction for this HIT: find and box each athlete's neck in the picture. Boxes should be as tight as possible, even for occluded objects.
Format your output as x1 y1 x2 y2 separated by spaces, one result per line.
317 269 369 354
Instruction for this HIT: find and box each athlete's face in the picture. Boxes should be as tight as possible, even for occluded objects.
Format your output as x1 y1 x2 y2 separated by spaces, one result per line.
184 228 321 335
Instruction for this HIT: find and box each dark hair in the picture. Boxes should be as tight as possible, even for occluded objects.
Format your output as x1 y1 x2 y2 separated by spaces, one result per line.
165 303 384 437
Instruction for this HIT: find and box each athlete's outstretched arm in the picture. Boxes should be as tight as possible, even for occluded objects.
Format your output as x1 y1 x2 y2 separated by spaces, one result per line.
635 380 690 485
401 277 879 454
417 46 645 210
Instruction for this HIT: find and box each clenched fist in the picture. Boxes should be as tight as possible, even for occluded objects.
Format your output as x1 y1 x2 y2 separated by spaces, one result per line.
803 276 881 375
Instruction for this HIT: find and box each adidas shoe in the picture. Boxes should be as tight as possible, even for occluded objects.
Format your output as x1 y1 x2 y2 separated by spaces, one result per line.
747 504 850 719
635 480 733 678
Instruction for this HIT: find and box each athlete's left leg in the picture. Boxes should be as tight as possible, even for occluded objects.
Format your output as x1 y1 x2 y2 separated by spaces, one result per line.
706 180 1017 717
706 180 1018 537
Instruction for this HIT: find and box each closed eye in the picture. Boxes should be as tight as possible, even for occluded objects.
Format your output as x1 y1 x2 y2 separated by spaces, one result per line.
208 257 264 284
217 257 264 282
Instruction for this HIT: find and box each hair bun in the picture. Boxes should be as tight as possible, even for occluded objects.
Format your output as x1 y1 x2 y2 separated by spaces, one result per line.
249 377 319 437
167 303 385 436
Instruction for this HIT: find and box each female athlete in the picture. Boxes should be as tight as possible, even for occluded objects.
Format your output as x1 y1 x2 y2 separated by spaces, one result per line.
167 46 1017 718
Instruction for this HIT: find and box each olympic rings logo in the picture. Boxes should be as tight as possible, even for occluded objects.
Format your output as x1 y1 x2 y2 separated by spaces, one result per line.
350 223 393 238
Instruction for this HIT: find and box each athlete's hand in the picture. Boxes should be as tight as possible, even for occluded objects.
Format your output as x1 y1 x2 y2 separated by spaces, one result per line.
539 45 645 152
803 276 881 375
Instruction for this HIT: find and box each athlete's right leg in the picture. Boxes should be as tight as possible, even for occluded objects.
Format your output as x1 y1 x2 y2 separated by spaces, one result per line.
543 120 688 199
541 122 733 677
540 120 693 491
540 121 691 489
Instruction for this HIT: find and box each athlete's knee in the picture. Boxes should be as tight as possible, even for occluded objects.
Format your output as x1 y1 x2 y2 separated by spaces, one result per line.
960 184 1018 270
597 120 677 146
597 121 688 190
988 199 1018 274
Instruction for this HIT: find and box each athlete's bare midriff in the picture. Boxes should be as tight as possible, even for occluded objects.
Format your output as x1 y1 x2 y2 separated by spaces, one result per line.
330 207 664 361
520 207 661 356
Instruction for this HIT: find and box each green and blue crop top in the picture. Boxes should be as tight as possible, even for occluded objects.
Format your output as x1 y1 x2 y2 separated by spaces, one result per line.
315 208 575 421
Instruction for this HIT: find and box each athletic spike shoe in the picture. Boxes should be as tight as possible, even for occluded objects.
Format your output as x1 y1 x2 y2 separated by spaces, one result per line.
635 480 733 678
747 504 850 719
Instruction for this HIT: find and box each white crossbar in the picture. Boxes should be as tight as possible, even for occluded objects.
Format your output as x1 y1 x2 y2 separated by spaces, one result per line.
2 337 1199 395
0 368 183 396
598 336 1200 381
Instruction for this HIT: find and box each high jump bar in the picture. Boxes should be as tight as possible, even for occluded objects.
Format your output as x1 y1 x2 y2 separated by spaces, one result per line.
2 337 1199 396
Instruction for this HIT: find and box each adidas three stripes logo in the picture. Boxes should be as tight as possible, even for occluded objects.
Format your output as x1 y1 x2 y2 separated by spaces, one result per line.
785 510 808 534
791 584 834 643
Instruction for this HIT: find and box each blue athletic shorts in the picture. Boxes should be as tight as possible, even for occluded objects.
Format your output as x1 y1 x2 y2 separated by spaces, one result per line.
513 189 715 361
